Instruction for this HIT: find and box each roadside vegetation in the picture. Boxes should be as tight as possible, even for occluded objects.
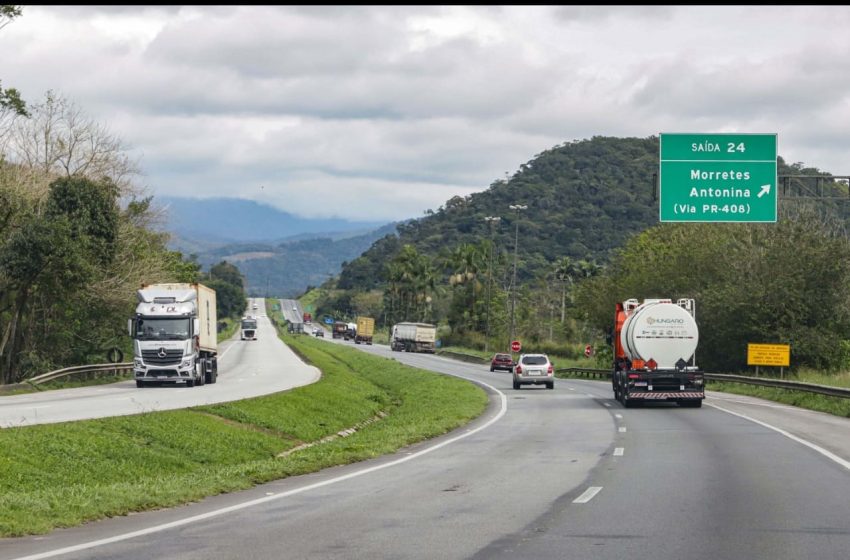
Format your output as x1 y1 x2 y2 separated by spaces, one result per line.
0 322 487 537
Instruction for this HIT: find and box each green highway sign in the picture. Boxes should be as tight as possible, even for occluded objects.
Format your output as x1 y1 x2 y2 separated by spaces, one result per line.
659 133 777 223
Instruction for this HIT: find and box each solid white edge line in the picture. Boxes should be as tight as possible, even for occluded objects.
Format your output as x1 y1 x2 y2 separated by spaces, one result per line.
573 486 603 504
618 427 627 432
12 378 509 560
707 403 850 471
613 448 624 456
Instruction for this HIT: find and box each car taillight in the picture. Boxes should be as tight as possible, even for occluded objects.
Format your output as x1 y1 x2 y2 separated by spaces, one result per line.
515 365 522 374
627 373 640 379
547 365 553 374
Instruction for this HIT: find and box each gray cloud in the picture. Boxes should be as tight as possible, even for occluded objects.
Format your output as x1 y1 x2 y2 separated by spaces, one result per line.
3 5 850 222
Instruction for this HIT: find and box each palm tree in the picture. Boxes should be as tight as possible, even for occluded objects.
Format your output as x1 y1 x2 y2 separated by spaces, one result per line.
553 256 575 323
446 243 486 331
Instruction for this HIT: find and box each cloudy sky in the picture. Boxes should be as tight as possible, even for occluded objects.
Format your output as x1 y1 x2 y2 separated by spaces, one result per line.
2 5 850 222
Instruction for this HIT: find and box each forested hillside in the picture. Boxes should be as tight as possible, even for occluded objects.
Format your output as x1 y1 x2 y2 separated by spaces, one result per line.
339 136 660 289
318 135 850 372
338 136 840 289
196 223 397 297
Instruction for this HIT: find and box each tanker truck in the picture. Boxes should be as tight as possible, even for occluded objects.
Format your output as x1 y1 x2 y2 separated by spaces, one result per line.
129 283 218 388
610 298 704 408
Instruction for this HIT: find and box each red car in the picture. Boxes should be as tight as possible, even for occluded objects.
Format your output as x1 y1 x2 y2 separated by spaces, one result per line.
490 353 514 372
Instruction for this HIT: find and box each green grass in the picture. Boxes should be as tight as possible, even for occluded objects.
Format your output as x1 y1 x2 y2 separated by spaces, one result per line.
217 316 239 343
707 381 850 418
0 318 487 537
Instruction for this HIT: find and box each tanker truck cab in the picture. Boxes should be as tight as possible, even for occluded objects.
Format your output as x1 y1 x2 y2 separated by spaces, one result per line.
129 284 218 388
612 298 704 408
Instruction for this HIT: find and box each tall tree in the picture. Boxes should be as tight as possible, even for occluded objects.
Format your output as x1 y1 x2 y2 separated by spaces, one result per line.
0 176 119 382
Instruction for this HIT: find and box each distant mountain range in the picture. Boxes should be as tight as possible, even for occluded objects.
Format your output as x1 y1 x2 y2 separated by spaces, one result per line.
158 196 386 248
157 196 395 297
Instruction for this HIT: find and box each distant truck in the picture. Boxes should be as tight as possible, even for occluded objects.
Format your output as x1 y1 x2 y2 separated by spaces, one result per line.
611 298 704 408
241 316 258 341
391 322 437 353
129 283 218 388
303 312 312 323
344 322 357 341
333 321 348 339
355 316 375 345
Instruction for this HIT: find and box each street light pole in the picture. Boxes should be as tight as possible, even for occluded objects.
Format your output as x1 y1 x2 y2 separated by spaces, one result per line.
508 204 527 349
484 216 501 353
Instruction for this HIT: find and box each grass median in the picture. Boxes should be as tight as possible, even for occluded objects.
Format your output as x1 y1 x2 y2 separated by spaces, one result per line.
0 331 488 537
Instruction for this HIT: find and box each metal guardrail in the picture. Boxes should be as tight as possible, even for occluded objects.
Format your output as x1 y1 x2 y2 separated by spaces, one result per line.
11 354 850 399
26 363 133 386
556 367 610 379
555 367 850 399
705 373 850 399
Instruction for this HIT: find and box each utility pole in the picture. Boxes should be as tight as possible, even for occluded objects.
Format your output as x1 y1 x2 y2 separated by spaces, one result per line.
484 216 501 352
508 204 527 348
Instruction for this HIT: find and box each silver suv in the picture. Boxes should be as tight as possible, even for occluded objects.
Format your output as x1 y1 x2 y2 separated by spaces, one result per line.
513 353 554 390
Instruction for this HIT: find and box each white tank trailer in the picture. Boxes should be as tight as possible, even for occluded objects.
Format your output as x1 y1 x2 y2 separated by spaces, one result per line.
611 298 704 408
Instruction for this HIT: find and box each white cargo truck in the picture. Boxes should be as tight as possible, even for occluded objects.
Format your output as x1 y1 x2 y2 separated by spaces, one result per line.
241 316 258 340
129 283 218 387
391 322 437 353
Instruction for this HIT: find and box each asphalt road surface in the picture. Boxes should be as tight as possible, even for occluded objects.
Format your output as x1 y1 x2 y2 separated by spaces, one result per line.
0 299 319 428
2 338 849 560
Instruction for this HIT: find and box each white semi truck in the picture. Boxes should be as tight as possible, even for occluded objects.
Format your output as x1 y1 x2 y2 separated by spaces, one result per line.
390 322 437 353
129 283 218 388
241 316 258 340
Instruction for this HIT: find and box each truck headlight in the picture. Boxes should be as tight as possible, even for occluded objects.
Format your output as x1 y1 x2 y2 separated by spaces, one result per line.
181 359 193 368
134 358 144 368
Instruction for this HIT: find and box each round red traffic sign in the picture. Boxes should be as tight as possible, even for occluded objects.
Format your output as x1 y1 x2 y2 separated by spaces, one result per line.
511 340 521 353
584 344 593 357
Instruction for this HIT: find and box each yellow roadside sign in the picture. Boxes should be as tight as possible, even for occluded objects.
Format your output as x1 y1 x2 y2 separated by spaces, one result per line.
747 343 790 367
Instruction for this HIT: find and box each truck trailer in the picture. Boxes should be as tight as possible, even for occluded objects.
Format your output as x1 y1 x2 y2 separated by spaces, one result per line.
355 316 375 345
611 298 704 407
391 322 437 353
129 283 218 387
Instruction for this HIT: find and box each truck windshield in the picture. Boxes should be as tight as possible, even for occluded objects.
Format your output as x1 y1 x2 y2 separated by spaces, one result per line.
135 318 191 341
241 320 257 329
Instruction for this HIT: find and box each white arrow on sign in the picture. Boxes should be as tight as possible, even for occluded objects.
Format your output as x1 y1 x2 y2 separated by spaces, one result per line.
757 184 771 198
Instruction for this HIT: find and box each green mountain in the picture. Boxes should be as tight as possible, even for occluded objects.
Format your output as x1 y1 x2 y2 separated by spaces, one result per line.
337 135 838 290
196 224 398 297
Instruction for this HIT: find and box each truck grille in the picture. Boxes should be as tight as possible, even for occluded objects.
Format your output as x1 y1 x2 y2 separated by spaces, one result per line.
141 349 183 365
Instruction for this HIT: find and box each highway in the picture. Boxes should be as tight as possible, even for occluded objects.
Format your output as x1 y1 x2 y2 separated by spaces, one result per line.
2 335 849 559
0 299 319 428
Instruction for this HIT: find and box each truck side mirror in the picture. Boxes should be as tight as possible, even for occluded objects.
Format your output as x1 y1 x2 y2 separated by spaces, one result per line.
193 318 200 336
128 319 134 337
